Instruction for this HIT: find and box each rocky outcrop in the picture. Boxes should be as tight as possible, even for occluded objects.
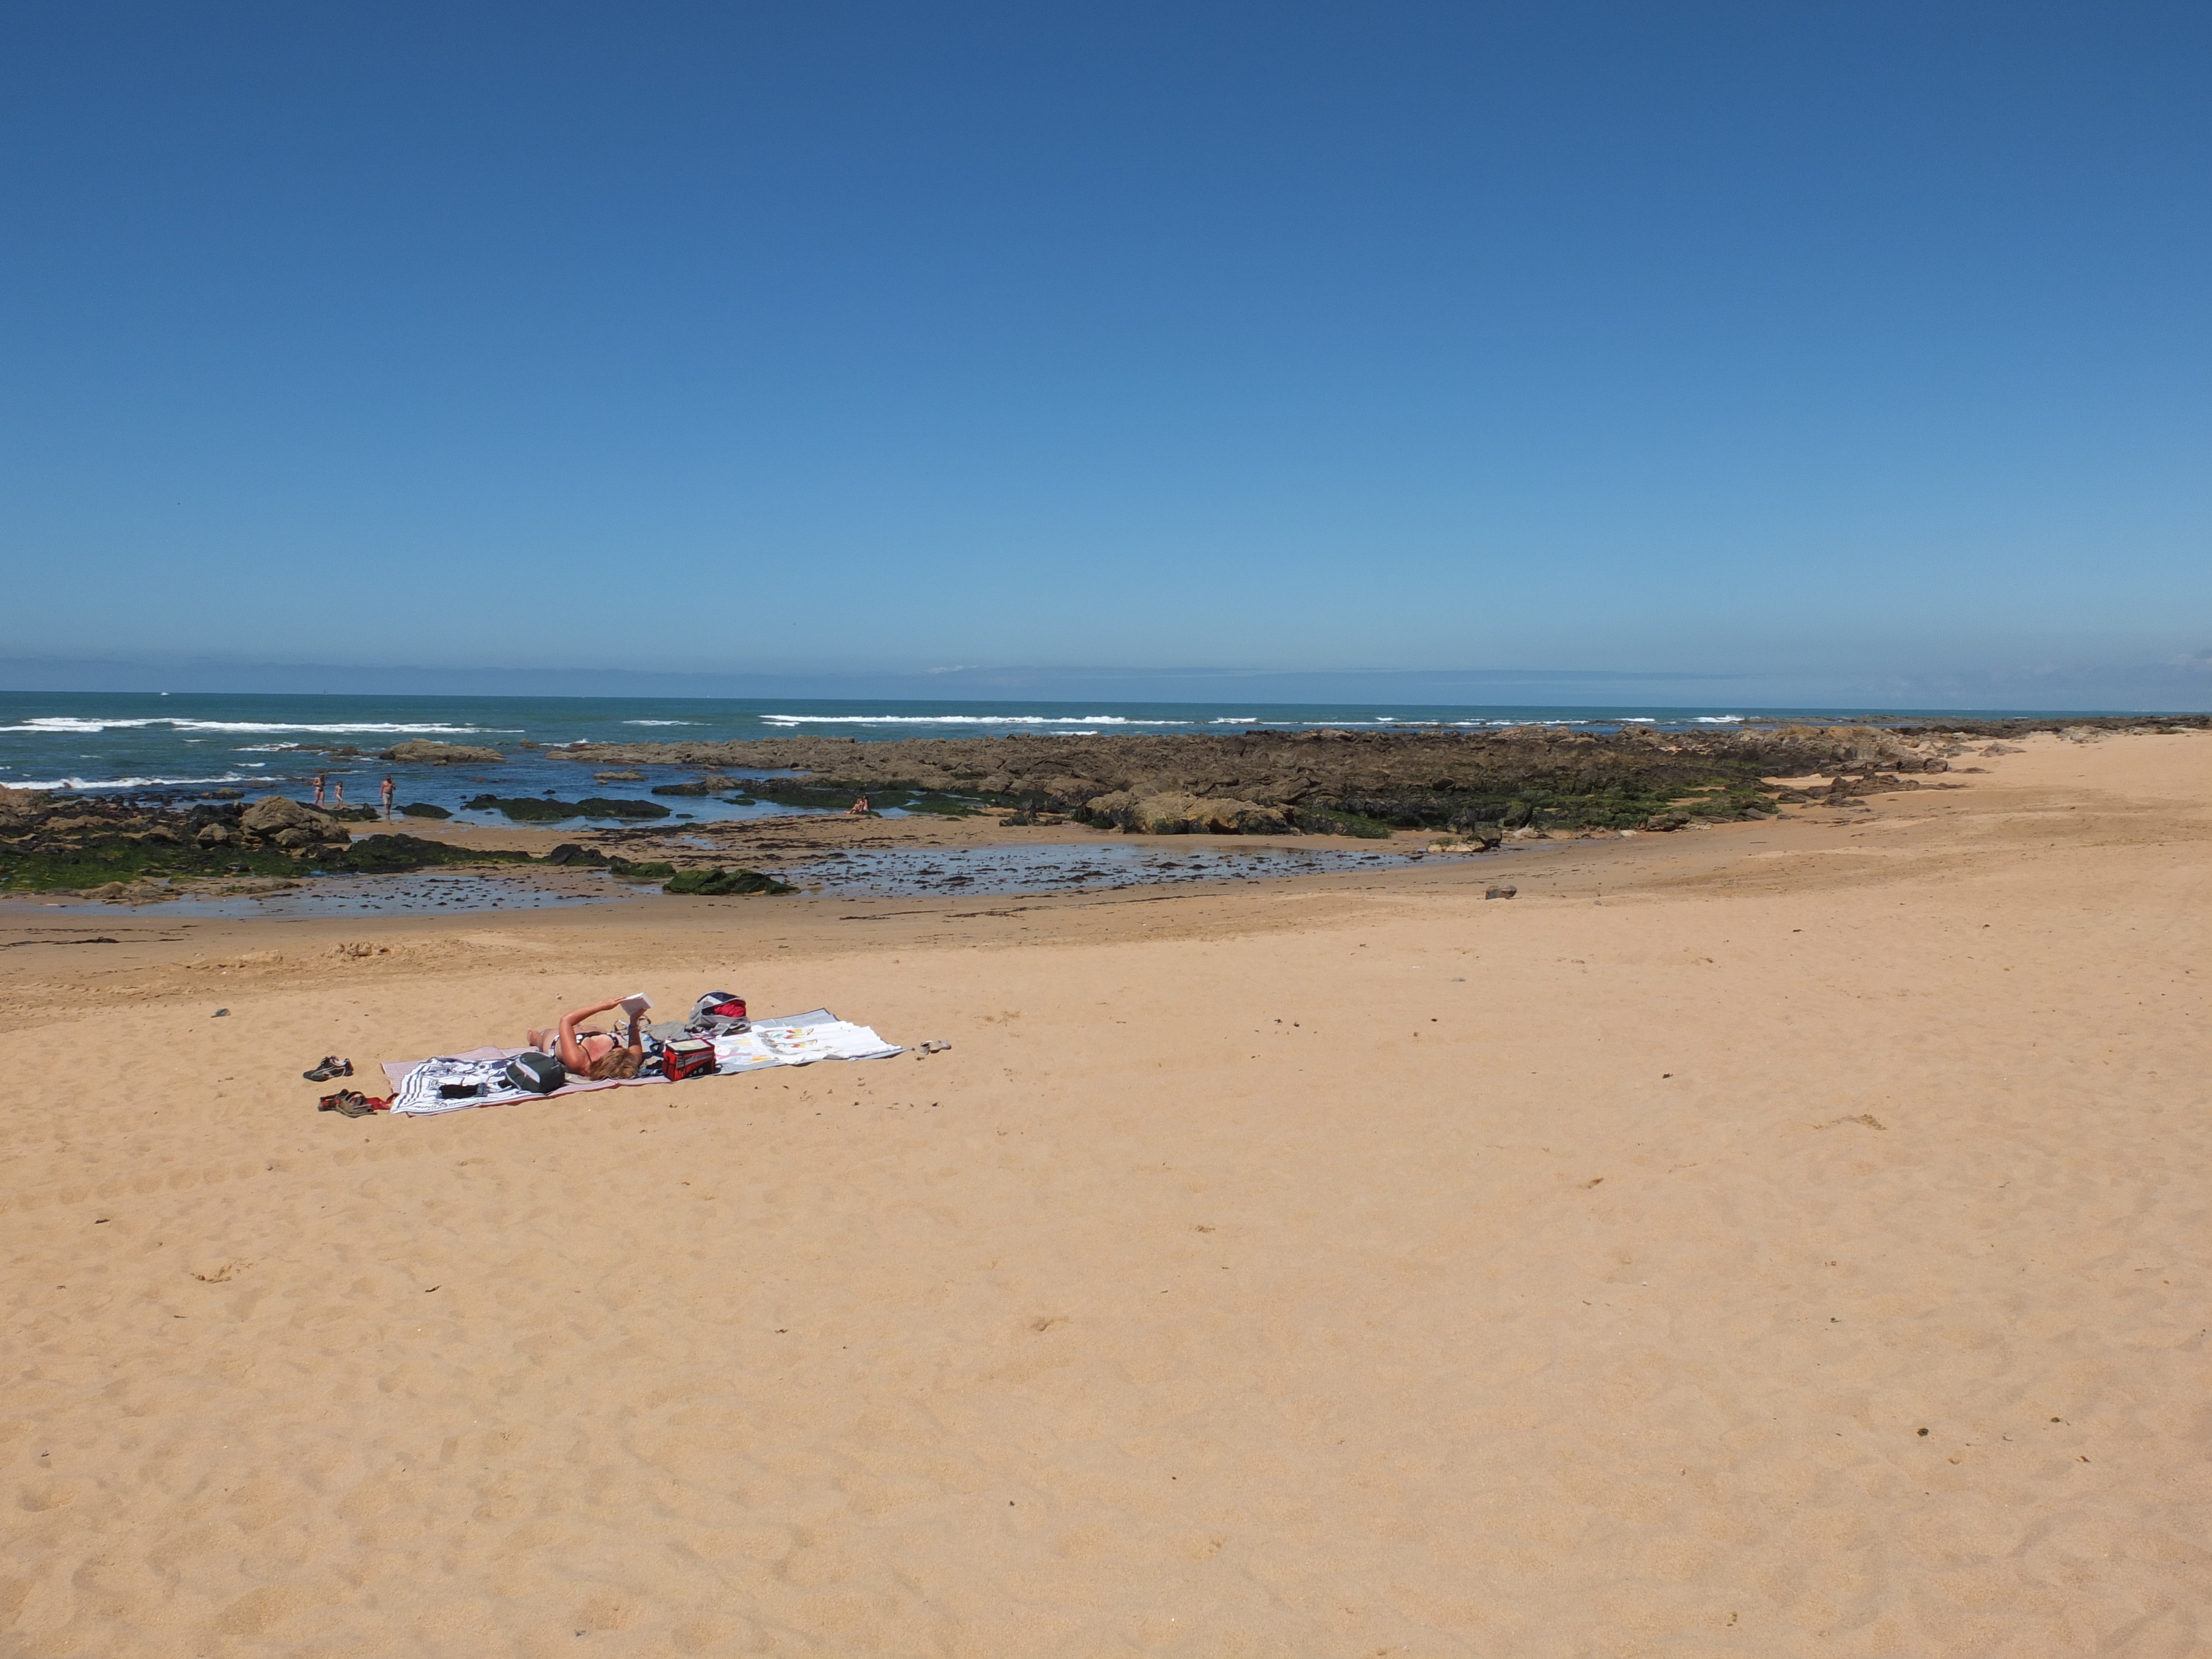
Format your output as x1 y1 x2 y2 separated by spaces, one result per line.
0 792 530 892
521 714 2203 836
239 796 351 846
466 795 671 822
341 834 534 874
1428 830 1504 852
663 867 796 896
378 740 505 764
1082 792 1292 834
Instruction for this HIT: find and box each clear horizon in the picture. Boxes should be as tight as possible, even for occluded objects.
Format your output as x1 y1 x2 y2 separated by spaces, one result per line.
1 661 2203 714
3 2 2207 700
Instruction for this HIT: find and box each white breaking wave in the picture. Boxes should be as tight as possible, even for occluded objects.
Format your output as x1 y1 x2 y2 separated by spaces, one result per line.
187 721 514 734
623 720 698 726
1695 714 1746 723
9 773 259 791
1209 718 1260 724
758 713 1187 727
0 717 510 735
0 718 166 732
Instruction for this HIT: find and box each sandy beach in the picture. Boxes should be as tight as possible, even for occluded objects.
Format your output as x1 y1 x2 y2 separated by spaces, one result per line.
3 728 2206 1656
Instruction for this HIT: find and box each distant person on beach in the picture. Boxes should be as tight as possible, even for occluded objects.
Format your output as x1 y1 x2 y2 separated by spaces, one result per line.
527 997 647 1080
847 794 870 816
333 780 345 807
312 774 326 807
380 776 394 821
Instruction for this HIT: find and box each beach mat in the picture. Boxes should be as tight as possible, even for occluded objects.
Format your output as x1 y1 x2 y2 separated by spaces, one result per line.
380 1009 900 1114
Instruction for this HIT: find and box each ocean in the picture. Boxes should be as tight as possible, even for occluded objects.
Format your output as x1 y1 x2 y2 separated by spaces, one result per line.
0 689 2051 829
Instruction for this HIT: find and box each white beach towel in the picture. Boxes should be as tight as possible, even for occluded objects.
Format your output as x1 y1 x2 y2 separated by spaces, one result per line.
384 1045 669 1115
382 1009 902 1113
714 1013 901 1072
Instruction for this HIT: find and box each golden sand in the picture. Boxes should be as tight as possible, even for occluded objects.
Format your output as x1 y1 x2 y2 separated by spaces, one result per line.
3 731 2206 1656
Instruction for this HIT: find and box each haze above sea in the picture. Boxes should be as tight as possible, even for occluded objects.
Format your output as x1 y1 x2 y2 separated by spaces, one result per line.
0 690 2077 829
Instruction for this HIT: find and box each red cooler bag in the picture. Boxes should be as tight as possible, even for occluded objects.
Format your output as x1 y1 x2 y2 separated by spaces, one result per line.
661 1038 716 1081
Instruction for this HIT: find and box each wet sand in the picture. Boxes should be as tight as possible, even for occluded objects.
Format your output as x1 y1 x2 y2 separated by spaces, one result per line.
3 731 2207 1656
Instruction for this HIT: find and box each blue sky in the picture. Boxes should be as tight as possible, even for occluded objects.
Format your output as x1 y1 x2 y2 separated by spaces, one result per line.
2 1 2206 703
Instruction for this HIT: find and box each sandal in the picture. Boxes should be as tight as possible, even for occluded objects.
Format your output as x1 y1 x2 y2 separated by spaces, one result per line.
318 1089 377 1118
303 1056 354 1082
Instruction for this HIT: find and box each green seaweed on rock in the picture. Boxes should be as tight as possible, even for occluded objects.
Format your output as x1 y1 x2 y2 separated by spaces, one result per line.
662 867 796 896
1291 806 1395 838
340 834 535 874
744 782 984 816
0 842 316 892
466 795 671 822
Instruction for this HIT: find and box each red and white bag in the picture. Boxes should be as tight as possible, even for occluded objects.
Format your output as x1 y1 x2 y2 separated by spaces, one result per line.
661 1037 716 1081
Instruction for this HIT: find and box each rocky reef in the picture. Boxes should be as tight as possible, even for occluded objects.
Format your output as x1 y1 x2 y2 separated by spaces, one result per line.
542 718 2164 836
465 795 671 822
0 786 799 900
0 789 524 895
378 740 505 764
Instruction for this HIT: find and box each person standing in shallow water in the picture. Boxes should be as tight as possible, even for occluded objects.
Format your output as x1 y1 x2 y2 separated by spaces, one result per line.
380 776 394 822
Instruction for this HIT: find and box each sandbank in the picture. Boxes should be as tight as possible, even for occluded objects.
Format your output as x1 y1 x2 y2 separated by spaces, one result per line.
3 730 2207 1655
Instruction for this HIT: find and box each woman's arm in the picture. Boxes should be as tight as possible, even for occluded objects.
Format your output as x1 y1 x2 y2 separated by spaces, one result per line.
555 998 624 1072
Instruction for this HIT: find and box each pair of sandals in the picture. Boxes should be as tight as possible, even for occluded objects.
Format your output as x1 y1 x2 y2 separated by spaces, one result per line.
318 1089 379 1118
304 1056 353 1082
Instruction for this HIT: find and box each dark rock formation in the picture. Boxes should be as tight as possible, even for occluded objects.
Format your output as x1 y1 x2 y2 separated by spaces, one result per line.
239 795 351 845
342 834 534 874
1079 791 1291 834
0 793 523 890
379 740 505 764
540 722 2049 833
662 867 796 896
465 796 671 822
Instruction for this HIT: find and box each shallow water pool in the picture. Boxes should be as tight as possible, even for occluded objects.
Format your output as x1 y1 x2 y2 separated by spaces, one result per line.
32 868 660 920
766 841 1431 899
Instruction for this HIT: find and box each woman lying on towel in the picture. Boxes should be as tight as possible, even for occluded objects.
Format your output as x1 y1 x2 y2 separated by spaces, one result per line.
527 997 647 1081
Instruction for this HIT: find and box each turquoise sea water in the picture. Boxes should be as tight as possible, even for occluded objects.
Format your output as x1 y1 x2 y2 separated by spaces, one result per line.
0 690 2071 828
